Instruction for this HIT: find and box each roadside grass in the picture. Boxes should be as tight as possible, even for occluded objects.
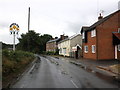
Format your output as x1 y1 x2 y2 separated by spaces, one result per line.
2 50 35 88
109 64 120 74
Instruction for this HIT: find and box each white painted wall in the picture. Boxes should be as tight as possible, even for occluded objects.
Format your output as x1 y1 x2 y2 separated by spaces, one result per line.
58 34 82 57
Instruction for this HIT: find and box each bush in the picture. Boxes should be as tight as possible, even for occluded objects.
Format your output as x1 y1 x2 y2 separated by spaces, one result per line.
45 51 55 55
2 50 35 76
2 50 36 88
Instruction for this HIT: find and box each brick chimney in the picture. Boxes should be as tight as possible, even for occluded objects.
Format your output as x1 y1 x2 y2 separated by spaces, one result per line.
64 36 68 39
98 13 103 20
55 37 58 39
60 35 68 40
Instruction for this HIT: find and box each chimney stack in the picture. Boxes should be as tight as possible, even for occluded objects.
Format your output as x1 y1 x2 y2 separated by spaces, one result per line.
98 13 103 20
60 35 68 40
55 37 58 39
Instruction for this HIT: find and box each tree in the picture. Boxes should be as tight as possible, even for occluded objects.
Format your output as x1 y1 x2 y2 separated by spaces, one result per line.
17 30 52 53
2 43 13 50
40 34 52 51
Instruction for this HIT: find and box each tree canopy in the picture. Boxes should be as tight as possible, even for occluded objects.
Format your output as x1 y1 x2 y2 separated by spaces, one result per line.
17 30 52 53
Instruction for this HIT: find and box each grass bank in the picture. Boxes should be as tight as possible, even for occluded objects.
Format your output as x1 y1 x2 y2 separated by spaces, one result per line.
2 50 35 88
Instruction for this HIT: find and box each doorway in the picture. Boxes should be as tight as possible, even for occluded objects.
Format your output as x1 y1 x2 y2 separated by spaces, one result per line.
75 46 80 59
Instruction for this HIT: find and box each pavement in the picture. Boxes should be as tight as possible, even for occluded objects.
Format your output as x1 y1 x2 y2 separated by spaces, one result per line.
54 56 120 81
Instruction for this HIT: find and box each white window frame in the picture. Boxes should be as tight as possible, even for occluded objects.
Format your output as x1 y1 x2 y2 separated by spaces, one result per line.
63 48 66 54
84 46 88 53
92 45 96 53
60 48 62 53
91 29 96 37
118 44 120 51
82 32 85 39
118 28 120 33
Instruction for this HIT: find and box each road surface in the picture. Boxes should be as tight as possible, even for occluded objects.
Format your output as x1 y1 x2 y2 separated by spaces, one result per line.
12 55 119 88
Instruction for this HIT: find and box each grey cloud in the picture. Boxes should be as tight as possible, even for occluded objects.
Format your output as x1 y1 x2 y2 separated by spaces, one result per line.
66 22 81 33
65 18 90 34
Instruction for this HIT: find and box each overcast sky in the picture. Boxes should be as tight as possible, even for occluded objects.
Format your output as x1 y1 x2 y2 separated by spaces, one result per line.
0 0 119 44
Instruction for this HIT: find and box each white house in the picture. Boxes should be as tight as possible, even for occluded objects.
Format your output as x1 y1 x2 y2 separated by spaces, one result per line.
58 34 82 58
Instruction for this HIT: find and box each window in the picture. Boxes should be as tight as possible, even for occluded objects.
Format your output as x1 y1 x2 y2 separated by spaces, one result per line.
60 48 62 53
118 44 120 51
82 32 85 39
84 46 88 53
92 45 96 53
63 48 66 54
91 29 96 37
118 28 120 33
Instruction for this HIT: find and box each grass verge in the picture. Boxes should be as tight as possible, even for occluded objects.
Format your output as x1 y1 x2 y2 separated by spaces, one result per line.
2 50 35 88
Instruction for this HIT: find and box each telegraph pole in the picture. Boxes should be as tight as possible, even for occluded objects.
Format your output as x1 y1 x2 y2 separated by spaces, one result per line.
28 7 30 32
28 7 30 51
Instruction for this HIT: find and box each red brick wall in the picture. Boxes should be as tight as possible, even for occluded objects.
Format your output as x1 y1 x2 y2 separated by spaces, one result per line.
83 11 120 60
97 12 119 60
46 42 56 52
83 31 97 60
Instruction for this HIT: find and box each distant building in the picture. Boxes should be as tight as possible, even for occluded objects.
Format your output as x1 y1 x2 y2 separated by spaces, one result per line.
46 35 68 53
81 10 120 60
58 34 82 59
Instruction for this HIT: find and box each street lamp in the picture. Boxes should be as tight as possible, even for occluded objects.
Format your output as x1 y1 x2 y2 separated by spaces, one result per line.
9 23 20 51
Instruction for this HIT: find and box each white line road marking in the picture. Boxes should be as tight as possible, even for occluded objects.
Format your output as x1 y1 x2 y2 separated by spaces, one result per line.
70 80 79 88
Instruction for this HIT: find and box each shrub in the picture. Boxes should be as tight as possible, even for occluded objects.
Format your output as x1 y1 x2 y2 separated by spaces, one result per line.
2 50 35 76
45 51 55 55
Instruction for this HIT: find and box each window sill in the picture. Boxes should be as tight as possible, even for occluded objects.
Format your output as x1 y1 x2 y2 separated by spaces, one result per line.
84 52 88 53
91 36 96 38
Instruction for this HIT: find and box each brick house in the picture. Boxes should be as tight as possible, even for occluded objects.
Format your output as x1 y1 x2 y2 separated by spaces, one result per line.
46 35 68 53
81 10 120 60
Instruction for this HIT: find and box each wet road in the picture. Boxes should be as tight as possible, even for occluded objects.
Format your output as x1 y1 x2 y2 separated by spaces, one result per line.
12 55 119 88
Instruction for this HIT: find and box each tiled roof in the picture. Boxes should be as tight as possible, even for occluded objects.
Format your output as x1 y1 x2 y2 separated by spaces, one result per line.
58 34 81 43
47 38 60 43
69 34 81 39
84 10 120 32
81 26 89 33
58 37 69 43
113 33 120 40
113 32 120 45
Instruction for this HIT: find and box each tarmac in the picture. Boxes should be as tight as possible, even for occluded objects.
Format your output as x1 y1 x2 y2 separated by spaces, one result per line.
53 55 120 82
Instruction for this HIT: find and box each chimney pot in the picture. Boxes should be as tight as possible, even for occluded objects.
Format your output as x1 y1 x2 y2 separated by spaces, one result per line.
98 13 103 20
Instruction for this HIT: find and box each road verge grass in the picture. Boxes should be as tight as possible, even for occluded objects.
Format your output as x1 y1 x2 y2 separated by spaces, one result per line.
2 50 35 88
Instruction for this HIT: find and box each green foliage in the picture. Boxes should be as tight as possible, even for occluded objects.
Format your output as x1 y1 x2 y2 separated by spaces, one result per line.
55 48 59 55
46 51 55 55
2 43 13 50
2 50 35 76
3 50 34 62
43 48 59 55
17 30 52 53
44 51 55 55
2 50 35 88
